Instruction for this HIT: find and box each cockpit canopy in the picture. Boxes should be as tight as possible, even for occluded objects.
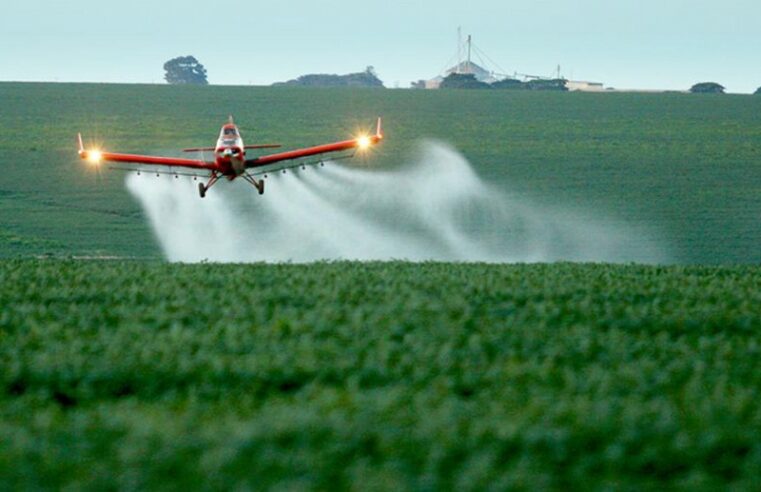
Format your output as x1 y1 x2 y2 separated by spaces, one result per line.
222 126 238 137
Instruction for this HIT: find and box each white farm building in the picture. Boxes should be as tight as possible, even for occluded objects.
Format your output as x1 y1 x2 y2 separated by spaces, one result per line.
415 29 606 91
425 60 499 89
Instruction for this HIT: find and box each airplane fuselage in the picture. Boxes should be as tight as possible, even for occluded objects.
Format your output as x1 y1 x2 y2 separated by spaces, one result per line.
215 123 246 179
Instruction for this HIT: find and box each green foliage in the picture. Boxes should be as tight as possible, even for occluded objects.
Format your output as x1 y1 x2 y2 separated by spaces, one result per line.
491 78 568 91
0 259 760 489
440 73 491 89
274 67 384 88
690 82 725 94
491 77 526 90
755 87 761 95
524 78 569 91
163 56 208 85
0 82 760 263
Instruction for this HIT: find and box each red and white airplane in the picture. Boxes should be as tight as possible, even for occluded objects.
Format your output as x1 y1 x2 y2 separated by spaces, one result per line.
78 117 383 197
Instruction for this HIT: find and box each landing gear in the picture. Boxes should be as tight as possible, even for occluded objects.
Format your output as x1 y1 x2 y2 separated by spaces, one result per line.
198 171 264 198
242 172 265 195
198 171 219 199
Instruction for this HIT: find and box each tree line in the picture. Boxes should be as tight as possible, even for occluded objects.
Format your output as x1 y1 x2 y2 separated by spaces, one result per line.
438 73 569 91
159 55 761 94
688 82 761 95
272 67 384 88
438 76 761 94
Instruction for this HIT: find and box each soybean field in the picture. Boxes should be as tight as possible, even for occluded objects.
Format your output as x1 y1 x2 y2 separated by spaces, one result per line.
1 83 760 490
1 260 760 489
0 82 760 263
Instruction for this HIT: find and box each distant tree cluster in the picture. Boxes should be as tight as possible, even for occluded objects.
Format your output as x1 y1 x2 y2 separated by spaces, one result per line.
755 87 761 95
274 67 384 88
689 82 725 94
440 73 491 89
490 78 524 90
164 56 208 85
439 73 569 91
522 78 569 91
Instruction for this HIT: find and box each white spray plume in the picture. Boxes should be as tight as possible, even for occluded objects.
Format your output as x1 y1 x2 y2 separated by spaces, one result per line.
126 141 668 263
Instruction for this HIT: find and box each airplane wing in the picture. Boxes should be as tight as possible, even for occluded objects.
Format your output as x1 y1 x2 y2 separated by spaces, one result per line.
245 117 383 169
78 133 216 170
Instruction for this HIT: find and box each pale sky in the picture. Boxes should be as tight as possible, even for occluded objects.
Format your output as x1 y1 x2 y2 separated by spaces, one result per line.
2 0 760 93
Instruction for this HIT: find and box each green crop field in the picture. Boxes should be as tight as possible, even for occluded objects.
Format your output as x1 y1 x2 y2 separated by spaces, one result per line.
1 84 760 489
1 260 760 490
0 82 760 263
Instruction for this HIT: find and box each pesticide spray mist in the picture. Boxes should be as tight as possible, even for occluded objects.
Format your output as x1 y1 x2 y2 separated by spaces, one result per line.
126 141 667 263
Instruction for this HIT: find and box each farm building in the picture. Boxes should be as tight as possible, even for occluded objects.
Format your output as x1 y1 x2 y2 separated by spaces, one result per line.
416 31 501 89
413 29 606 91
425 60 499 89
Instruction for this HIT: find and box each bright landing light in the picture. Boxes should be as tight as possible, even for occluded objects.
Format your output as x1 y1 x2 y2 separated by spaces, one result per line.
356 135 371 150
87 150 102 164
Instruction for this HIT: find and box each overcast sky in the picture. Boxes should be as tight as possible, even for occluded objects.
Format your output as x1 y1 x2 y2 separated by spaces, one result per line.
2 0 760 92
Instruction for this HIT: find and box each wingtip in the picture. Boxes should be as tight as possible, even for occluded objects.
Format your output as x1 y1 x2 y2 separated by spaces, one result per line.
77 133 84 154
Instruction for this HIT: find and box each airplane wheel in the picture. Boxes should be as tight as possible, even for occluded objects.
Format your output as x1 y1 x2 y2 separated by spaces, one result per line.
198 183 206 198
257 180 265 195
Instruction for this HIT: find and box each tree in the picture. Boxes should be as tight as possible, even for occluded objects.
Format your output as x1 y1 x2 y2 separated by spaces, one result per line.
163 56 208 85
273 67 384 88
755 87 761 95
491 77 569 91
689 82 725 94
439 73 491 89
343 67 384 87
491 78 525 90
524 78 569 91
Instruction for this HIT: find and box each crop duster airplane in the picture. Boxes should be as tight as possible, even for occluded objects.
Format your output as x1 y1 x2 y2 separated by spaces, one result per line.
77 116 383 197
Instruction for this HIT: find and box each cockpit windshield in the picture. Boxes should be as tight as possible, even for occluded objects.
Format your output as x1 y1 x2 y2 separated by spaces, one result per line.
223 127 238 137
